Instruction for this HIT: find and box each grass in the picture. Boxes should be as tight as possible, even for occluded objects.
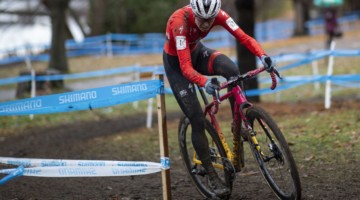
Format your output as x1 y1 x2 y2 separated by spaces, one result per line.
278 109 360 161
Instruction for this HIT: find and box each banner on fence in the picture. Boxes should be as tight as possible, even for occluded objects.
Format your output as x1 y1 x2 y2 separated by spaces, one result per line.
0 157 170 178
0 80 161 116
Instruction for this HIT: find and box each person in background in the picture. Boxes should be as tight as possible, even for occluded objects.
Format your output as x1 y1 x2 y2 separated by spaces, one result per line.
324 7 342 48
162 0 275 197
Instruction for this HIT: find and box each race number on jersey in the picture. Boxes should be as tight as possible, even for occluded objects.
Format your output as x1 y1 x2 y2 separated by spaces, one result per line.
226 18 239 31
176 36 186 50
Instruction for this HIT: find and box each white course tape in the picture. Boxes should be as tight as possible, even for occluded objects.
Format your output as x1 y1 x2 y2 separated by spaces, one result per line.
0 157 169 178
0 166 161 177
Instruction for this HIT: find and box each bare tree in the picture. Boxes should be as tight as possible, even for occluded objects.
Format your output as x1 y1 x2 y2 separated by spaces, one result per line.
348 0 360 10
42 0 70 76
234 0 259 102
293 0 311 36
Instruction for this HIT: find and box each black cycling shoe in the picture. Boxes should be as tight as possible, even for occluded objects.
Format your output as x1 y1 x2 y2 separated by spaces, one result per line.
208 173 230 198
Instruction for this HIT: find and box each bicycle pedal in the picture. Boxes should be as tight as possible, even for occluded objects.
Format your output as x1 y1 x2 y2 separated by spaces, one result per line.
191 167 206 177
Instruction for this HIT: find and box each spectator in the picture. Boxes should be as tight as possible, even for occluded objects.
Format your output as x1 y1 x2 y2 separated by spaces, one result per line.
324 8 342 48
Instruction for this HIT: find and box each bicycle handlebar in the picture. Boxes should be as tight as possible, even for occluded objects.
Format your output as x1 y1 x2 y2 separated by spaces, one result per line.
220 66 282 91
208 66 282 114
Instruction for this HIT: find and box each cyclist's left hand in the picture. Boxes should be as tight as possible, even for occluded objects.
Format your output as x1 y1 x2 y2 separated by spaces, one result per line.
261 55 275 72
205 78 220 96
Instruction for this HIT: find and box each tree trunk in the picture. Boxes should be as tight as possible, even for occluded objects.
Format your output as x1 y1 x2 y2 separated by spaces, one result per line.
42 0 70 88
293 0 310 36
234 0 259 102
88 0 107 36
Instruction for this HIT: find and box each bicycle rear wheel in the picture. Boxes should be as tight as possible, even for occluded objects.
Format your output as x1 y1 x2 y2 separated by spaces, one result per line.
178 116 233 199
245 106 301 200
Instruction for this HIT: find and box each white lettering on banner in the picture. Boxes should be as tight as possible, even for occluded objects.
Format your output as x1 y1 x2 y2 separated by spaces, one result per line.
41 161 67 167
59 91 97 104
0 169 15 174
7 160 31 167
58 168 97 176
78 161 106 166
112 168 146 175
25 168 41 175
112 84 148 95
0 99 42 113
117 163 148 167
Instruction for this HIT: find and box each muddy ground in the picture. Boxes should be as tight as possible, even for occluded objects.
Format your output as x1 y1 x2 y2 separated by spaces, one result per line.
0 98 359 200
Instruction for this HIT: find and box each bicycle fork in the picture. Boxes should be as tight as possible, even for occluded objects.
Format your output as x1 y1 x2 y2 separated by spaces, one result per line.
240 116 267 159
244 118 280 163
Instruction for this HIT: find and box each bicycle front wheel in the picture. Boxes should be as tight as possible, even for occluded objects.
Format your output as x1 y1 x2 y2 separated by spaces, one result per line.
178 116 233 199
245 106 301 200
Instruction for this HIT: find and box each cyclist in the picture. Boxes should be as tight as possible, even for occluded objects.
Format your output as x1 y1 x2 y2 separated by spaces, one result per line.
163 0 275 197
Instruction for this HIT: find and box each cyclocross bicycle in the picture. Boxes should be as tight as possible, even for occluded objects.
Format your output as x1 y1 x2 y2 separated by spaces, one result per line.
178 66 302 200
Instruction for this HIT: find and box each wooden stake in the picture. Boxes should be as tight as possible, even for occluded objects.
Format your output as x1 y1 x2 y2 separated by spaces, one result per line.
156 74 171 200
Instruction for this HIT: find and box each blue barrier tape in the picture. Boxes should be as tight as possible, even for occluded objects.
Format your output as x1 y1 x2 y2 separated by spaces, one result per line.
0 80 161 116
0 75 32 86
36 66 137 81
1 48 358 86
331 50 360 57
332 80 360 88
245 74 360 96
0 50 352 85
330 74 360 81
1 22 359 66
278 51 331 71
0 165 24 185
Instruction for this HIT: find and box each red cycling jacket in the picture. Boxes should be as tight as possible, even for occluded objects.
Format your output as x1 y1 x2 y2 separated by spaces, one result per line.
164 6 266 87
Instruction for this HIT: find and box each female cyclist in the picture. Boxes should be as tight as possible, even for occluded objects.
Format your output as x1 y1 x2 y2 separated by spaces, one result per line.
163 0 275 197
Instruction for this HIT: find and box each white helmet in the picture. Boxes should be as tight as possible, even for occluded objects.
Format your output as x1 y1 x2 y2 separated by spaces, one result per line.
190 0 221 19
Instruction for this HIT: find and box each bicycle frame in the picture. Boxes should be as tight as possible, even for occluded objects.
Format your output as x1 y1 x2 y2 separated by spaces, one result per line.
192 67 280 170
198 83 249 168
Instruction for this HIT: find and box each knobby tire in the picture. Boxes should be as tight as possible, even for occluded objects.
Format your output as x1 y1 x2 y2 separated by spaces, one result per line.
245 106 302 200
178 116 232 200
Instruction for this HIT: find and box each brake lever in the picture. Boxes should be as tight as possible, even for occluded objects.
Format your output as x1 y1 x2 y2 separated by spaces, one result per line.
214 89 221 104
273 67 283 79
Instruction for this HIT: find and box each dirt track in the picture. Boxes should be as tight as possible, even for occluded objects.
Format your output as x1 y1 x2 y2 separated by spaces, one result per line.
0 99 359 200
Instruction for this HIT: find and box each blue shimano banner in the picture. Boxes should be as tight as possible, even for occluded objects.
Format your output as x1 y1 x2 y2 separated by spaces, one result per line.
0 80 161 116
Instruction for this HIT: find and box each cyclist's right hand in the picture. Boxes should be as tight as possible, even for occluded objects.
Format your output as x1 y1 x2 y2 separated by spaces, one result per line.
261 55 275 72
205 78 220 96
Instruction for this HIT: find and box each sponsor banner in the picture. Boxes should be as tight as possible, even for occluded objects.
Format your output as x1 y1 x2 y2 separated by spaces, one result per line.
0 157 168 178
0 166 162 178
0 80 161 116
0 157 164 168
